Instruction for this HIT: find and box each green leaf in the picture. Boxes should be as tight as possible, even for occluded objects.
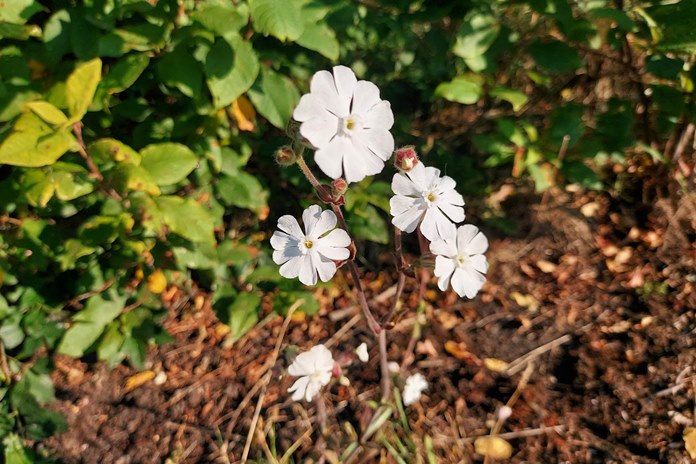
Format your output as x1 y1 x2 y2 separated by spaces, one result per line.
248 67 300 129
490 87 528 112
3 434 32 464
100 53 150 94
89 138 141 164
191 0 249 35
649 1 696 53
24 101 68 126
249 0 305 42
0 112 75 167
222 292 260 340
155 195 215 243
66 58 102 121
296 6 339 60
347 204 389 244
157 47 203 99
205 35 259 109
0 0 42 24
528 40 583 74
434 75 483 104
216 172 268 211
563 161 602 190
57 293 126 357
453 12 500 71
140 143 198 186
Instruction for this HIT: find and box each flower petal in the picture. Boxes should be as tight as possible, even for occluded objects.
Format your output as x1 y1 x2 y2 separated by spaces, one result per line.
439 188 465 207
312 345 335 371
277 215 304 239
342 138 370 183
311 209 338 238
391 205 424 233
451 266 485 299
434 255 456 289
422 166 442 189
361 127 394 161
288 376 309 401
298 254 317 286
456 224 479 251
298 111 338 149
310 69 348 117
289 352 314 376
419 207 441 242
304 379 321 401
272 245 302 266
391 173 420 197
314 136 346 179
302 205 323 237
438 202 465 224
464 229 489 255
390 194 417 215
363 100 394 130
470 254 489 274
430 238 457 258
314 254 337 282
332 66 357 110
279 256 303 280
406 163 428 191
319 227 350 248
351 80 381 115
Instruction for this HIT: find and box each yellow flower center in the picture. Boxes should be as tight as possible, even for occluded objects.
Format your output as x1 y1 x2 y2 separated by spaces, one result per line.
427 191 437 202
304 240 314 249
345 118 355 130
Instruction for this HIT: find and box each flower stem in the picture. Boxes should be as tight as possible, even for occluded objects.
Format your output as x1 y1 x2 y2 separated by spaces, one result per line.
345 260 381 335
296 154 321 189
378 329 390 402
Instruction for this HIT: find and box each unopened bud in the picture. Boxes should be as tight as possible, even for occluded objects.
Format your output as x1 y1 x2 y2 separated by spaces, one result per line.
332 178 348 196
274 146 297 166
394 145 419 172
497 405 513 421
332 362 343 378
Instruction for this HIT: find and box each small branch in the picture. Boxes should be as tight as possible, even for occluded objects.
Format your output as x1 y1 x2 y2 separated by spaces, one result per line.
241 301 300 463
345 261 381 335
64 277 117 309
456 425 566 444
378 330 390 402
72 123 103 181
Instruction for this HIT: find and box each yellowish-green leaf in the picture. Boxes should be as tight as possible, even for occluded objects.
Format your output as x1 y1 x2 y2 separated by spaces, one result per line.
0 112 75 167
24 101 68 126
474 436 513 459
155 196 215 243
66 58 102 121
89 138 141 164
140 142 198 185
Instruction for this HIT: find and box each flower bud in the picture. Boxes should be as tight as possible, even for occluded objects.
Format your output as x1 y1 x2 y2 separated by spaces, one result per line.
497 405 513 421
274 146 297 167
332 178 348 196
332 362 343 378
394 146 419 172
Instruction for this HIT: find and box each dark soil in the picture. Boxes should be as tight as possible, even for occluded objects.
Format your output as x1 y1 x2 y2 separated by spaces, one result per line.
38 187 696 463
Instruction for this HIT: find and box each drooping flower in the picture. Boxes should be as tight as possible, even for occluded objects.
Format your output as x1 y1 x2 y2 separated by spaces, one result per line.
430 224 489 299
287 344 334 402
390 162 465 241
292 66 395 183
402 373 428 406
271 205 351 286
355 342 369 363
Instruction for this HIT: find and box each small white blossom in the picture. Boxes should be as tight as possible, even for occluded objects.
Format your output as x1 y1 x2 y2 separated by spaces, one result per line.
293 66 395 183
390 162 465 241
287 344 334 402
355 342 369 363
388 361 400 373
497 405 513 421
430 224 489 299
403 373 428 406
271 205 351 286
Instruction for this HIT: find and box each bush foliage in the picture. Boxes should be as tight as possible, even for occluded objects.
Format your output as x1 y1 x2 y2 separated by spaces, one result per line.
0 0 693 458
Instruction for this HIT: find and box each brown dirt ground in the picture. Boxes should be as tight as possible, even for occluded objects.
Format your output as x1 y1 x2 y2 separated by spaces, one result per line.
38 186 696 463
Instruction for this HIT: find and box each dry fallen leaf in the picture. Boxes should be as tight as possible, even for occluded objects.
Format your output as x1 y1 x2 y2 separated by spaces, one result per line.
510 291 539 313
230 95 256 131
536 259 557 273
683 427 696 459
147 270 167 294
125 370 156 392
483 358 509 373
475 436 513 459
445 341 481 364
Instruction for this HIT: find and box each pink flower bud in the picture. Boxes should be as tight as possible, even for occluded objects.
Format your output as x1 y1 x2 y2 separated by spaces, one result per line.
332 178 348 196
332 362 343 378
394 146 419 172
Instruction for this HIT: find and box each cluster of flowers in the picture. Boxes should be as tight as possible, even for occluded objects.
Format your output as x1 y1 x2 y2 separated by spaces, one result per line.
287 344 428 405
270 66 489 403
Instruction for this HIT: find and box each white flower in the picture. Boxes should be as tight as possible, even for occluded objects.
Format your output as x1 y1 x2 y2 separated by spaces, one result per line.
402 373 428 406
430 224 489 299
355 342 369 363
271 205 351 286
293 66 395 183
287 344 334 402
390 162 465 242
